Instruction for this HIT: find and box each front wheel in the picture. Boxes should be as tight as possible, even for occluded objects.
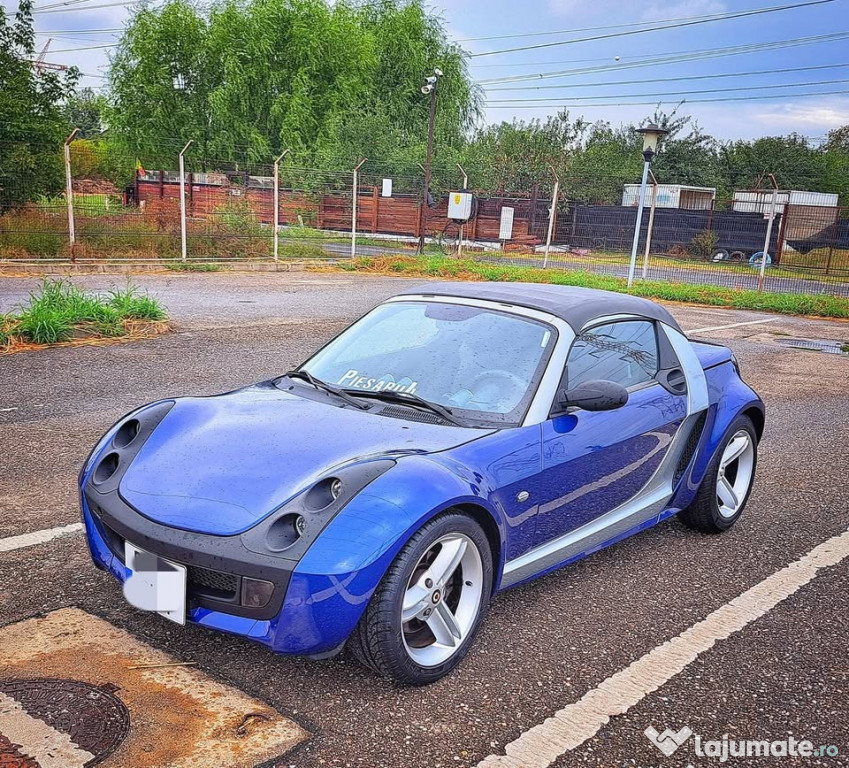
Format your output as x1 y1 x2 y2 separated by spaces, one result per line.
679 415 758 533
349 512 493 684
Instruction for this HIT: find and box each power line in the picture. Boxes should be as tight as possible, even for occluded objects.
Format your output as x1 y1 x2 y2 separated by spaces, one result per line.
455 5 786 42
484 62 849 92
45 43 115 52
35 27 124 32
34 0 144 14
470 0 835 58
470 31 849 69
483 77 849 103
484 88 849 108
478 31 849 84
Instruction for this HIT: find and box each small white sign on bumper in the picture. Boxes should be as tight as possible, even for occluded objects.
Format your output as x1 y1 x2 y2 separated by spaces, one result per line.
123 541 187 625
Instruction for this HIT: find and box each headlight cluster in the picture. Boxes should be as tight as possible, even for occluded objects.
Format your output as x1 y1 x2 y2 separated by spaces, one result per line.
240 459 396 560
82 401 175 490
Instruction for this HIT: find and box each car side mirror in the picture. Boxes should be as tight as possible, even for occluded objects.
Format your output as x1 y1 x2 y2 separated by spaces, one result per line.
557 380 629 413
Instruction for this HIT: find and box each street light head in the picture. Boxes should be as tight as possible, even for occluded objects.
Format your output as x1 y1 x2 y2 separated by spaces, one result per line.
434 67 443 77
421 84 434 95
636 123 669 159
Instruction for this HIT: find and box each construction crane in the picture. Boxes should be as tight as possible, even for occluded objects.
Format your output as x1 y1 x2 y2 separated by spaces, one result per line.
32 38 69 73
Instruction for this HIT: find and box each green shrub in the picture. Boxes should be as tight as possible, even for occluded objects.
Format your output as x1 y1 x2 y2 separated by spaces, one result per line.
690 229 719 259
107 284 167 320
15 305 74 344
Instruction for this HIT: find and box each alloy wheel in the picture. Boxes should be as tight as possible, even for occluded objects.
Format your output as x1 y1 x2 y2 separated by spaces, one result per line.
716 429 756 518
401 533 483 667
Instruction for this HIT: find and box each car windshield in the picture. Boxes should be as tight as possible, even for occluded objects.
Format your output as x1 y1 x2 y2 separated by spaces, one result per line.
300 301 556 425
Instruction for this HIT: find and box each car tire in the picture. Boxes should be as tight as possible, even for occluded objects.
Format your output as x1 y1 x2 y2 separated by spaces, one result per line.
679 415 758 534
349 511 493 685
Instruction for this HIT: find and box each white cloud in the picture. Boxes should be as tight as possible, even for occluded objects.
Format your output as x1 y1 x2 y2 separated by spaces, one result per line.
641 0 726 21
548 0 725 19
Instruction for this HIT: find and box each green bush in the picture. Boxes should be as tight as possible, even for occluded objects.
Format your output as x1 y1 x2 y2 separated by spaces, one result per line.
690 229 719 259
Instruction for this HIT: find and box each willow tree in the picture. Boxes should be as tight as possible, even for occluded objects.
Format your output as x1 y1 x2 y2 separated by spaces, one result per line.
108 0 479 169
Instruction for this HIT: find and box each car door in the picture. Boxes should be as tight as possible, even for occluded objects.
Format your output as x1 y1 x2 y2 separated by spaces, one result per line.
533 319 688 546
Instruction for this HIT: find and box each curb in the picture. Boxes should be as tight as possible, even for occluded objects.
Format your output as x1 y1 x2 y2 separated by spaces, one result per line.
0 259 340 276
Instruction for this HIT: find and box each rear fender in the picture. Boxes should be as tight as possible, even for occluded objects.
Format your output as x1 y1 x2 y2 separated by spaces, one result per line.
668 361 764 513
268 456 504 654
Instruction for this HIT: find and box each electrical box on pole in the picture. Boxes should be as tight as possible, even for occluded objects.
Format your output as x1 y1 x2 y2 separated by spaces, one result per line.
448 191 474 222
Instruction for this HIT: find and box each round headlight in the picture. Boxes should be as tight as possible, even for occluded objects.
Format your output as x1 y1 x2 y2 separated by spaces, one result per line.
294 514 307 536
330 478 342 499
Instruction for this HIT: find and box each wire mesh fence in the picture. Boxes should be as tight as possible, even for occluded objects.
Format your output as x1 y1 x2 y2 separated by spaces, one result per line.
1 142 847 297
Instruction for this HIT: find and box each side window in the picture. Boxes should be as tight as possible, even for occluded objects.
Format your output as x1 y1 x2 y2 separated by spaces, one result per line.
566 321 659 390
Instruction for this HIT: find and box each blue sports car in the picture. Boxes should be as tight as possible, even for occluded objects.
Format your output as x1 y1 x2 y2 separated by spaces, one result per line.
81 283 764 684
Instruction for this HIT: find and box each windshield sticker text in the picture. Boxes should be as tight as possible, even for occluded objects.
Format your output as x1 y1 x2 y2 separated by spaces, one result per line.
338 369 419 394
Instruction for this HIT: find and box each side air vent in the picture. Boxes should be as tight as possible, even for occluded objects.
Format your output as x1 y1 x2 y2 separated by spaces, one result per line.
378 405 446 425
674 412 707 485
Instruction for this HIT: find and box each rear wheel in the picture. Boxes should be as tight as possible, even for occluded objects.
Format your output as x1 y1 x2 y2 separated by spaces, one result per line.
679 415 758 533
349 512 493 685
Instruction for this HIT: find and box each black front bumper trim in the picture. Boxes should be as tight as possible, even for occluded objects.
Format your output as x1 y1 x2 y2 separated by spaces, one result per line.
85 487 295 621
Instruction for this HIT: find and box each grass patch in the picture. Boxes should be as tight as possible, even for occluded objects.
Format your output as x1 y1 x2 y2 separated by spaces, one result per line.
165 261 222 272
331 255 849 319
1 279 168 351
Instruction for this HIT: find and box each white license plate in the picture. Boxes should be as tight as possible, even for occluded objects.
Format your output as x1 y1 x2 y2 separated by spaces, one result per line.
123 541 187 625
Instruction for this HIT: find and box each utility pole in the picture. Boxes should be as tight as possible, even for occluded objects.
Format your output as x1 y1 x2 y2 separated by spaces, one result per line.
418 68 442 254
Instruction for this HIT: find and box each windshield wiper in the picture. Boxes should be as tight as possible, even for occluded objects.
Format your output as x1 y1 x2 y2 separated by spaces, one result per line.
342 388 465 427
277 370 369 410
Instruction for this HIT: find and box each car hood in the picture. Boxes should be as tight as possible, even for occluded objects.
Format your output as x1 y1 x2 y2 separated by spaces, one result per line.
119 384 489 535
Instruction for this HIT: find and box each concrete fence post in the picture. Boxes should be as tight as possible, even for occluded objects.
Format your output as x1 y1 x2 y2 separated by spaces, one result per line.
64 128 80 260
178 140 193 262
456 163 468 258
351 158 367 258
273 150 289 263
758 174 779 292
641 170 658 280
543 166 559 269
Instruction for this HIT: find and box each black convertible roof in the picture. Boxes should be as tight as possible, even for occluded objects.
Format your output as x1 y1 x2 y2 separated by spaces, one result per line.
399 282 682 332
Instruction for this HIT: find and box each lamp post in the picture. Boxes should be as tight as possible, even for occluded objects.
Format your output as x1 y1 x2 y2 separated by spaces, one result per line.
418 67 442 254
627 123 668 287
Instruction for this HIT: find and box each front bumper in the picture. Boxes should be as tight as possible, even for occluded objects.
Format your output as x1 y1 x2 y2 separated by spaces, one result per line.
82 488 349 654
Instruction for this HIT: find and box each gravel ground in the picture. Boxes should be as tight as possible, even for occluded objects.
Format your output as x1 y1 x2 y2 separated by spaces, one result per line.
1 271 847 768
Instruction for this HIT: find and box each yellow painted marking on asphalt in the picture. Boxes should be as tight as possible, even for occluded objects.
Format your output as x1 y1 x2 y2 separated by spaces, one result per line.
0 608 309 768
477 529 849 768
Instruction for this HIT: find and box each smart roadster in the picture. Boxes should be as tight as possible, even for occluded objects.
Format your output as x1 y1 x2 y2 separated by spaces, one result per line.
81 282 764 684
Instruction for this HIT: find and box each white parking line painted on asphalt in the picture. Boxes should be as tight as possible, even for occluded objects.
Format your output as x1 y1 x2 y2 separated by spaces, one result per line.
0 690 95 768
687 318 779 334
0 522 83 553
477 528 849 768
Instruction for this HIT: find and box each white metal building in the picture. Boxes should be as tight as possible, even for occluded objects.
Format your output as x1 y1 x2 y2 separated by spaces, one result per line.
622 184 716 210
732 190 839 213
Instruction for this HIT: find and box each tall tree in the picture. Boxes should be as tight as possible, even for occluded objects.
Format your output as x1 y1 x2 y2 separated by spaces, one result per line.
0 0 78 206
108 0 477 169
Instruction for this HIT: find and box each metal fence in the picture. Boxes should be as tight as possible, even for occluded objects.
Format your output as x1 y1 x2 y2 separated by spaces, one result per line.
1 144 847 297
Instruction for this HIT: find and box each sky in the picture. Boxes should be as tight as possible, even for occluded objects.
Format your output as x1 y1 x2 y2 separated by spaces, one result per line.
9 0 849 141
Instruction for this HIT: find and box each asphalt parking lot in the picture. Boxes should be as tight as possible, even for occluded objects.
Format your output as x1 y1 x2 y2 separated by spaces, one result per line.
1 271 848 768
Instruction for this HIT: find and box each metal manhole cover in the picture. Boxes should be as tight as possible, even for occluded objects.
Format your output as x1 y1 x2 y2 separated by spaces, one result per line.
0 678 130 767
776 338 849 355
